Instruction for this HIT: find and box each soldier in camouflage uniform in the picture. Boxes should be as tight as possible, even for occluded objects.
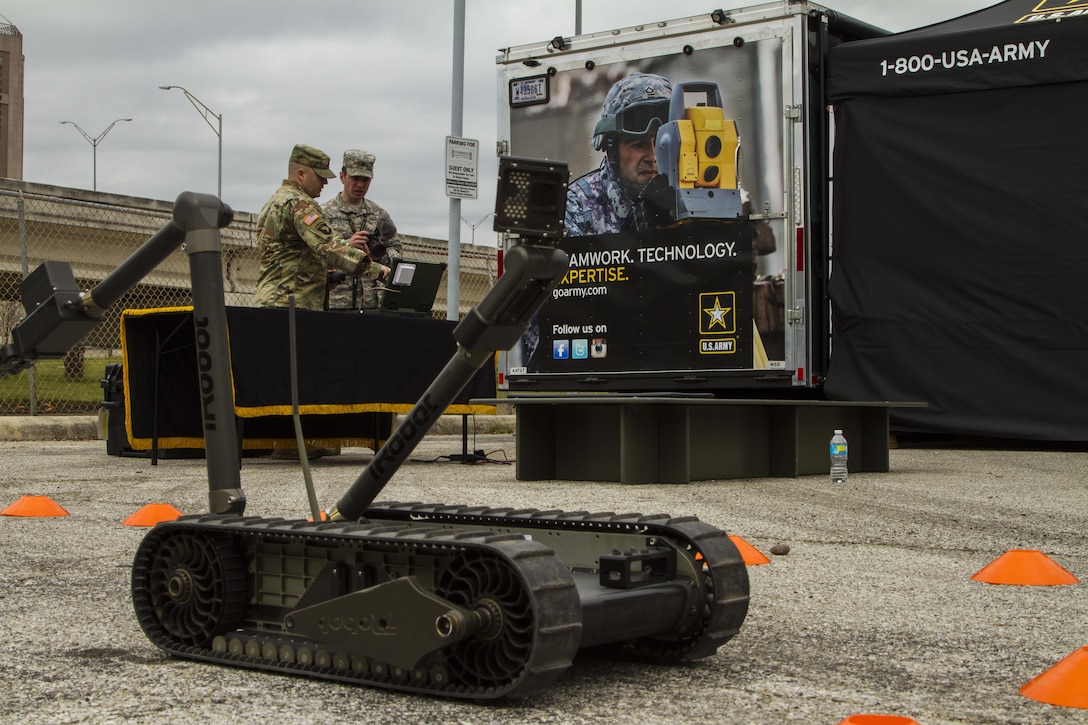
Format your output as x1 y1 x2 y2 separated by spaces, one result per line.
516 74 674 367
254 144 388 311
322 150 402 310
565 73 674 237
567 72 776 253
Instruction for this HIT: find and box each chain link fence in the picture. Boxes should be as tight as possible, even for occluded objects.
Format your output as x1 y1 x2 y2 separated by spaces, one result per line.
0 181 499 415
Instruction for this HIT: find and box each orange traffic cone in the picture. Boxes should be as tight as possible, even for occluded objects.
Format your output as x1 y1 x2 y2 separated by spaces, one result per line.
728 535 771 566
1020 646 1088 709
1 495 69 517
836 716 920 725
123 503 183 527
971 550 1079 586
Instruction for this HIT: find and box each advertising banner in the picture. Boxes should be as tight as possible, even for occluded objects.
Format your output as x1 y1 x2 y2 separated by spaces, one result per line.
514 222 756 375
503 35 787 387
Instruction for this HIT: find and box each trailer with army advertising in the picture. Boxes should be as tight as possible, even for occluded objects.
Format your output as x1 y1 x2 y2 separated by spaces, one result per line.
495 1 885 394
499 1 1088 444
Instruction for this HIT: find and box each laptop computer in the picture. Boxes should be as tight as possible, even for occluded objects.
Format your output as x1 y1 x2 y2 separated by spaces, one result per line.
378 259 447 315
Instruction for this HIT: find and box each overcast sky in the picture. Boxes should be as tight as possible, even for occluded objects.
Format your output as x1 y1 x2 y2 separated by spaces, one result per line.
5 0 995 245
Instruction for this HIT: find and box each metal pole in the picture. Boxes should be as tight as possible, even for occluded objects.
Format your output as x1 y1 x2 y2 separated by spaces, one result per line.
447 0 466 321
159 86 222 199
217 113 223 199
59 119 132 192
288 295 322 522
461 213 493 247
16 192 33 412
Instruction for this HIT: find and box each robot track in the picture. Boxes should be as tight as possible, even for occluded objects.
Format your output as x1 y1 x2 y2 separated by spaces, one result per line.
131 504 748 699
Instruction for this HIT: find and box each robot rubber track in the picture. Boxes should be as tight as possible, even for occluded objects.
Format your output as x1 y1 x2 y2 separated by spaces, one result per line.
131 502 749 700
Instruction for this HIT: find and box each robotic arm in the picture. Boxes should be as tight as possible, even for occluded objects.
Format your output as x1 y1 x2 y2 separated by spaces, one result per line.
0 192 245 515
0 192 234 375
331 156 570 521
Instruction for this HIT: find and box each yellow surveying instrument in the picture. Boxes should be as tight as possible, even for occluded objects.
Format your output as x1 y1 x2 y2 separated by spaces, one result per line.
655 81 743 221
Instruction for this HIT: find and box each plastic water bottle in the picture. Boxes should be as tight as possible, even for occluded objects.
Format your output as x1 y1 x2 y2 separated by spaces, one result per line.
829 429 849 483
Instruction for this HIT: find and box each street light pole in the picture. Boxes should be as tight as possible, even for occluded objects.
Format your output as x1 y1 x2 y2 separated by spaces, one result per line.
159 85 222 199
460 212 493 246
58 118 132 191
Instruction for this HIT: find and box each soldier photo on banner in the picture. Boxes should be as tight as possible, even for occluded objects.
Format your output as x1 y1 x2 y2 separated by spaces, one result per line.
507 50 786 381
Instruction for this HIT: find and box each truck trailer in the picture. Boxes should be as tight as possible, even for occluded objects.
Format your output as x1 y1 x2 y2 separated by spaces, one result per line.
495 1 886 394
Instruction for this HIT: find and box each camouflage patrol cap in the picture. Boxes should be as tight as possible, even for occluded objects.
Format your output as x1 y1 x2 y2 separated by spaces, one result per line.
343 149 376 179
290 144 336 179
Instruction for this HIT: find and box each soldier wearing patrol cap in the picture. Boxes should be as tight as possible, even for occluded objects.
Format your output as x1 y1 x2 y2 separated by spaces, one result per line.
322 149 402 310
255 144 389 311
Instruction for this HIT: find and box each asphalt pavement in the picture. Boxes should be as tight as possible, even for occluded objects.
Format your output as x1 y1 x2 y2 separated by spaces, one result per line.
1 423 1085 724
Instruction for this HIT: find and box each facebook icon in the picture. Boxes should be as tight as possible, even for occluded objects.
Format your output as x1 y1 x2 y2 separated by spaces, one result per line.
552 339 569 360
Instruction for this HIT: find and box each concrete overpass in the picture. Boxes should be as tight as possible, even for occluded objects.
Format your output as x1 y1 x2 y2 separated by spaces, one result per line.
0 179 498 351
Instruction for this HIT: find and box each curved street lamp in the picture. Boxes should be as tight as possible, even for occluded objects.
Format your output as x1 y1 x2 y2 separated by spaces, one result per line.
59 118 132 191
159 85 222 199
460 212 494 246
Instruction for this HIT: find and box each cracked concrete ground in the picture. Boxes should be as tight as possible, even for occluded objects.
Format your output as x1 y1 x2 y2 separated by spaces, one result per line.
1 431 1085 724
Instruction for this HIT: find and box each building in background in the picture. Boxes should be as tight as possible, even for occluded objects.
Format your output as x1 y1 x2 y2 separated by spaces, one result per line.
0 18 23 180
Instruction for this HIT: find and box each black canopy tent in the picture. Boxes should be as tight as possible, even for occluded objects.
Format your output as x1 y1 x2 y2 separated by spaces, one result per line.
824 1 1088 440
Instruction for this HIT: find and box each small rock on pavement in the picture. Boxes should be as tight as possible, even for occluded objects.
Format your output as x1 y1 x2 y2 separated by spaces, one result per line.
769 543 790 555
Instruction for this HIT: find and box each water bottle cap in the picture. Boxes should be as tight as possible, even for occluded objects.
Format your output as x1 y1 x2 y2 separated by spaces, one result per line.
834 429 842 434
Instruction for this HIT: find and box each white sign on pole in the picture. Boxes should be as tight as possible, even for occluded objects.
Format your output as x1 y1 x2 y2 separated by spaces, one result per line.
445 136 479 199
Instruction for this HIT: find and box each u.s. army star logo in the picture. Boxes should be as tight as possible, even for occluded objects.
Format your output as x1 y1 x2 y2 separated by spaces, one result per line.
700 291 736 334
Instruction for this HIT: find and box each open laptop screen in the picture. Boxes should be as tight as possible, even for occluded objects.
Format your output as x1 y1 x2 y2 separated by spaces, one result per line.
380 259 447 315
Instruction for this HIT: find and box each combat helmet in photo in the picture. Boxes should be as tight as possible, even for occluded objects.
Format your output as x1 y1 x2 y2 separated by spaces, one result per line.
592 72 673 152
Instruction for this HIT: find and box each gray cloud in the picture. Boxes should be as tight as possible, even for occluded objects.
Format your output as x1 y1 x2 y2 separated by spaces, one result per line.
8 0 993 244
